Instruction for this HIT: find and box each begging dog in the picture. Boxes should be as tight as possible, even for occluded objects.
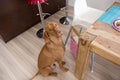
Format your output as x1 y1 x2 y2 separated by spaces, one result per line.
31 22 68 80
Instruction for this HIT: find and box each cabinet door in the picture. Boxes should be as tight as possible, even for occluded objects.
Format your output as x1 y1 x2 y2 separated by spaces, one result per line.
56 0 66 9
0 0 40 42
0 0 65 42
41 0 65 18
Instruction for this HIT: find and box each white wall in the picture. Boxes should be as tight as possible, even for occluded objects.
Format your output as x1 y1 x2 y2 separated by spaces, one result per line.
68 0 119 10
86 0 115 11
116 0 120 3
68 0 75 6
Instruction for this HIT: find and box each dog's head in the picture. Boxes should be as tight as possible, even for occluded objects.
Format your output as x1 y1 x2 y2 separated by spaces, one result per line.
44 22 63 43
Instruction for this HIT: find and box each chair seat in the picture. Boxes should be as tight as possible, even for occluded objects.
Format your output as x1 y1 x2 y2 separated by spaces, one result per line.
78 7 104 24
72 7 104 27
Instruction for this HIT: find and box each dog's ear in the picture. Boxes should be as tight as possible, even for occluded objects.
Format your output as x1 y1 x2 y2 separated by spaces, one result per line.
44 31 50 43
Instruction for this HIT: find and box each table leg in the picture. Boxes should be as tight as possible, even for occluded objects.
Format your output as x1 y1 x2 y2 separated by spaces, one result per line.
75 34 94 80
90 52 94 73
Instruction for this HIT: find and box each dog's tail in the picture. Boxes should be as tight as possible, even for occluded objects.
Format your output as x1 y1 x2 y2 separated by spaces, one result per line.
30 71 40 80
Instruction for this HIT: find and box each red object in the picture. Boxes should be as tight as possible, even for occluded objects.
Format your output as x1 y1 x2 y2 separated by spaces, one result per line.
70 37 78 59
27 0 48 5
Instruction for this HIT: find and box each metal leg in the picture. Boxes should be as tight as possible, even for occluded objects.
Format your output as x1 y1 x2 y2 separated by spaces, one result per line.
59 16 72 25
36 3 45 38
59 0 72 25
90 52 94 73
64 26 73 46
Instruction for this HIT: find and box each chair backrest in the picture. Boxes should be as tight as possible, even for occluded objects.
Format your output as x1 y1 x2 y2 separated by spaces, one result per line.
72 0 88 26
72 0 116 26
74 0 88 18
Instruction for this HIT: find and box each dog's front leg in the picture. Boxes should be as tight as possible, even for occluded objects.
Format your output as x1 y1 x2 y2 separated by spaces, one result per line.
57 60 69 72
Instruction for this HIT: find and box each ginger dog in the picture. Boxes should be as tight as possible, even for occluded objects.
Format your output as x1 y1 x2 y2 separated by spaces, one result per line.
31 22 68 80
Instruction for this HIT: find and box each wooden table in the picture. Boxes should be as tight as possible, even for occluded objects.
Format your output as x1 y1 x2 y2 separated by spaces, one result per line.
74 7 120 80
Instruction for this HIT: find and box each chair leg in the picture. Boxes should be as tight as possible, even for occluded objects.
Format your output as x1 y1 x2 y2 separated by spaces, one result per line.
90 52 94 73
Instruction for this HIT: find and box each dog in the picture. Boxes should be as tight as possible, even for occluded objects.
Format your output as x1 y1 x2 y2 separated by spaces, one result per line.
31 22 68 80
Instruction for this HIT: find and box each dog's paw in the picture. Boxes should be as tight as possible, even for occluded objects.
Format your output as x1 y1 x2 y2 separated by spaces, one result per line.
62 67 69 72
49 72 57 76
62 61 66 65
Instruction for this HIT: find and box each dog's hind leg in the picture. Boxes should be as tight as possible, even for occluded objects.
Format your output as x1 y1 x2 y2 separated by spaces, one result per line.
40 66 57 77
62 61 66 65
57 60 69 72
49 72 57 76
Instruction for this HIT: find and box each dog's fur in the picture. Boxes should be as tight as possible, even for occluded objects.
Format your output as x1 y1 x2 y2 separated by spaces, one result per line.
31 22 68 80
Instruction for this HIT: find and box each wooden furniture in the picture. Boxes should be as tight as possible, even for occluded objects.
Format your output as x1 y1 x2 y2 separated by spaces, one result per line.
74 3 120 80
0 0 65 43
